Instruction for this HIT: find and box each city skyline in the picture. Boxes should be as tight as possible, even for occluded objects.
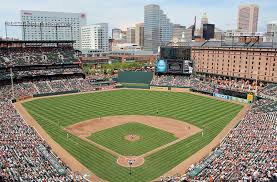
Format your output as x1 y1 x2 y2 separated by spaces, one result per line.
1 0 277 38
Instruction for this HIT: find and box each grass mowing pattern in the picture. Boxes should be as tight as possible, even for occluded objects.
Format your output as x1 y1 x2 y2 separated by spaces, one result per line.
23 90 243 182
87 122 177 156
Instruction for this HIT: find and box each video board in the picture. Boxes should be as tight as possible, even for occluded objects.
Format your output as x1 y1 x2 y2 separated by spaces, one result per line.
155 59 193 74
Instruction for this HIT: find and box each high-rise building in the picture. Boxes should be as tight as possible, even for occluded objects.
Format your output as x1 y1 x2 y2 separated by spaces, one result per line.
144 4 160 53
81 23 109 52
183 26 194 42
214 28 224 40
144 4 172 53
172 24 186 42
135 23 144 47
200 13 208 38
121 31 127 40
127 27 136 44
203 24 215 40
112 28 122 40
160 10 173 46
267 21 277 43
237 4 259 33
201 13 208 25
20 10 86 49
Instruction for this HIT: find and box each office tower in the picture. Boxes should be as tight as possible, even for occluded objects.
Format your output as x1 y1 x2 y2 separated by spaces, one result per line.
203 24 215 40
160 10 173 45
172 24 186 42
112 28 122 40
200 13 208 38
127 27 136 44
144 4 172 53
214 28 224 40
21 10 86 49
81 23 109 51
267 21 277 43
237 4 259 33
135 23 144 47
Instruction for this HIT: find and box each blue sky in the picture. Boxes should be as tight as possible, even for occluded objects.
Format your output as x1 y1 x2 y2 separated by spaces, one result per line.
1 0 277 38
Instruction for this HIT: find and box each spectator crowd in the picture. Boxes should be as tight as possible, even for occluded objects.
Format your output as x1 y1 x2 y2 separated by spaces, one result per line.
0 46 78 67
0 74 117 181
0 44 276 181
0 86 87 181
151 75 261 94
159 83 277 182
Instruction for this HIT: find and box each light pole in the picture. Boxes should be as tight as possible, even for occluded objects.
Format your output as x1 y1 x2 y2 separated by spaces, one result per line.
128 159 133 175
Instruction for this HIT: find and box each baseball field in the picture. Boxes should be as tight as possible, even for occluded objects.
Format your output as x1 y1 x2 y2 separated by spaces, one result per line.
21 89 243 182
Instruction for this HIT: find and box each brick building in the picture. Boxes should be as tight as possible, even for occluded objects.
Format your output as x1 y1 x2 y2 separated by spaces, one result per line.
192 46 277 82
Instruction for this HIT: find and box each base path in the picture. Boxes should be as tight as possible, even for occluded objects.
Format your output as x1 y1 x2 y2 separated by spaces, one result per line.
13 88 249 182
65 115 201 139
66 115 202 169
13 102 106 182
153 104 250 181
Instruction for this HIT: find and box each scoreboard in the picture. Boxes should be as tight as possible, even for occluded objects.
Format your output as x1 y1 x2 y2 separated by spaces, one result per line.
156 46 193 74
160 47 191 60
156 59 193 74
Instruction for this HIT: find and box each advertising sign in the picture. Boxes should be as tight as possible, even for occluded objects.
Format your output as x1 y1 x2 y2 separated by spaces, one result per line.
156 60 167 73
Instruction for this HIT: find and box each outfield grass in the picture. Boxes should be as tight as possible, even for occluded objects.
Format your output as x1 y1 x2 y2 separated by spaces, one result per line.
87 122 177 156
23 90 243 182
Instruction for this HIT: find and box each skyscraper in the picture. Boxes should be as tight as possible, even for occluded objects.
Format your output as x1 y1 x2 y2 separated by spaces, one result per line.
160 10 173 46
172 24 186 42
21 10 86 49
237 4 259 33
112 28 122 40
267 21 277 43
200 13 208 38
203 24 215 40
135 23 144 47
81 23 109 51
127 27 136 44
144 4 172 53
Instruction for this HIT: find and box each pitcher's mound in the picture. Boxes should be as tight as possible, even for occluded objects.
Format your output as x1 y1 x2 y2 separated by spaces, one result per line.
124 134 141 142
117 156 144 168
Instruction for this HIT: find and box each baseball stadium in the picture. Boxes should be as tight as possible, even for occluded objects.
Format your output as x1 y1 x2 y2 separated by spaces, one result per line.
0 38 276 182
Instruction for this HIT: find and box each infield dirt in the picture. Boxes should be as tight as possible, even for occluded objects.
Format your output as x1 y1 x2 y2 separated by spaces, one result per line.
13 89 249 182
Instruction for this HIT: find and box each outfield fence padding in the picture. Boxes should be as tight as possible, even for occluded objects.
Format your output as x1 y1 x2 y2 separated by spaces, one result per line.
33 90 80 97
118 71 153 84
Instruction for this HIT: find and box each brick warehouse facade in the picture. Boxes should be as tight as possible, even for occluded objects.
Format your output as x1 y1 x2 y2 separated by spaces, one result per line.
192 47 277 83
